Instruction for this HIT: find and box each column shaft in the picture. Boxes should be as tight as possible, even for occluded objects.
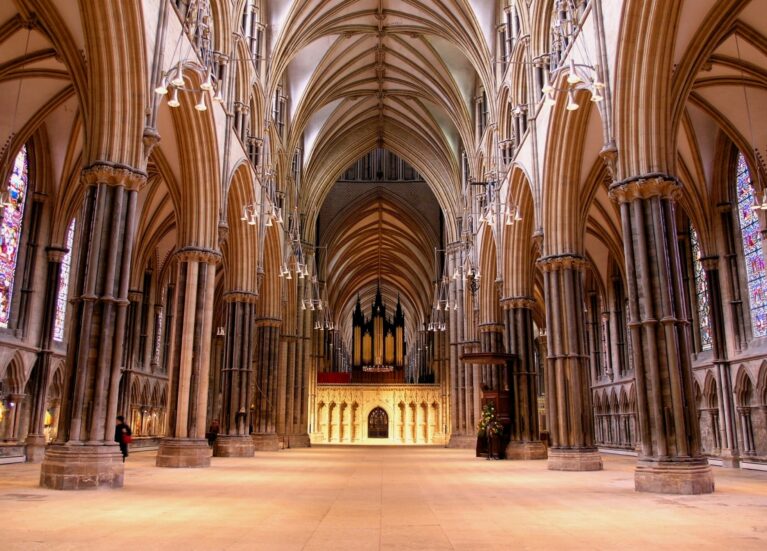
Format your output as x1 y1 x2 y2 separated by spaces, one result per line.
502 298 547 459
540 255 602 471
611 177 713 494
26 249 66 462
214 293 257 457
156 248 218 468
41 164 144 490
252 318 281 450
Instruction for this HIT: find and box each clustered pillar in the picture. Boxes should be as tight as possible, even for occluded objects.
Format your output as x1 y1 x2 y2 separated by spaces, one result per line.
156 248 218 468
25 247 68 463
610 176 714 494
446 242 479 448
701 256 739 467
40 163 143 489
539 254 603 471
116 290 143 419
502 297 547 460
214 292 258 457
251 318 281 450
275 272 311 448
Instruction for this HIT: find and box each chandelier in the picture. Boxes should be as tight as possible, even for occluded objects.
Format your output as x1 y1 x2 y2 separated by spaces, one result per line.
541 59 604 111
240 169 282 227
302 246 335 331
278 207 309 280
153 0 224 110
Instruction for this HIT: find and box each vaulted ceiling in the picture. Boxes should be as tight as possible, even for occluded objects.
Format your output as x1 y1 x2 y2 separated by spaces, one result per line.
265 0 496 232
322 185 438 350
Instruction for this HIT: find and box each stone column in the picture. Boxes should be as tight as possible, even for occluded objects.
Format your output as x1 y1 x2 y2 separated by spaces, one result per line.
294 288 312 447
251 318 281 450
40 163 143 490
479 323 504 390
701 256 739 467
539 254 602 471
26 247 67 463
156 248 219 468
7 393 26 441
150 304 163 372
502 297 547 459
446 243 476 448
536 334 548 435
117 290 142 419
609 176 714 494
214 292 257 457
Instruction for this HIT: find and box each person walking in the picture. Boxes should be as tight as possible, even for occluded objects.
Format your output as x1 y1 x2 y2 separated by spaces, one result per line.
115 415 132 462
206 419 220 447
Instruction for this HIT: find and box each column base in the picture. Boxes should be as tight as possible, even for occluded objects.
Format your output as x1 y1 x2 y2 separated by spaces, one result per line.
447 434 476 449
506 440 548 460
635 459 715 494
40 443 124 490
213 435 255 457
25 434 47 463
283 433 311 449
547 448 603 471
718 449 740 468
251 433 280 451
156 438 211 468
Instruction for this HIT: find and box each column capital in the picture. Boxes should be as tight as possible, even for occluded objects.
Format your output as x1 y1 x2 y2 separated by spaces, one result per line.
128 290 143 302
536 254 588 273
175 246 222 265
224 290 259 304
700 256 719 271
217 222 229 246
46 246 69 263
81 161 147 191
501 296 536 310
608 174 681 203
477 322 505 333
254 317 282 328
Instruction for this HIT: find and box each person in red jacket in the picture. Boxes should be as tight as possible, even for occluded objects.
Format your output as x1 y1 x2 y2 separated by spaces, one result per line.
115 416 132 462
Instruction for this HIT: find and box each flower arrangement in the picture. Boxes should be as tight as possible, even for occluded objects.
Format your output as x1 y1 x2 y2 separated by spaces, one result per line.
477 402 503 437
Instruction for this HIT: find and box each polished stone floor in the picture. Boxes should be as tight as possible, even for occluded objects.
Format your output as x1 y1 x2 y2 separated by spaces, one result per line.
1 446 766 550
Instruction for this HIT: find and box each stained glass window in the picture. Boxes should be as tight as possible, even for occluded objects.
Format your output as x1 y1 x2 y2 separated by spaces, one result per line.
53 219 76 342
690 225 712 351
736 153 767 338
0 146 29 328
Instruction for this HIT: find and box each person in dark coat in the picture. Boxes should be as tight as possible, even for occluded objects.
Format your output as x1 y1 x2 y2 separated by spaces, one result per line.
115 416 132 462
206 419 220 447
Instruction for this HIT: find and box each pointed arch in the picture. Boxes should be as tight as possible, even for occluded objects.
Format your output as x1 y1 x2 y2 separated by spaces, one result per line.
734 366 754 408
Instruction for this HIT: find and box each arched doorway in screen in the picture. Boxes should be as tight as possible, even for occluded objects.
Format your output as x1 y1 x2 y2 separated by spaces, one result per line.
368 407 388 439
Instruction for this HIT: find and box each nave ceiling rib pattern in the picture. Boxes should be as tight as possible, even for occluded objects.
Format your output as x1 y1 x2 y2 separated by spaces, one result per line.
268 0 494 237
323 189 437 351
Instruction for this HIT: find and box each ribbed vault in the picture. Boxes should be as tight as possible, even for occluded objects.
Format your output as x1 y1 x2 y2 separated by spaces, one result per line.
323 188 437 354
265 0 497 242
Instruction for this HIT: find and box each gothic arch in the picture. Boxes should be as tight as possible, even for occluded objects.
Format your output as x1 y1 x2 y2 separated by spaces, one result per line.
501 165 536 298
478 226 502 326
80 1 148 169
541 72 593 256
735 365 755 407
222 162 259 293
166 68 221 250
703 372 718 410
757 362 767 406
